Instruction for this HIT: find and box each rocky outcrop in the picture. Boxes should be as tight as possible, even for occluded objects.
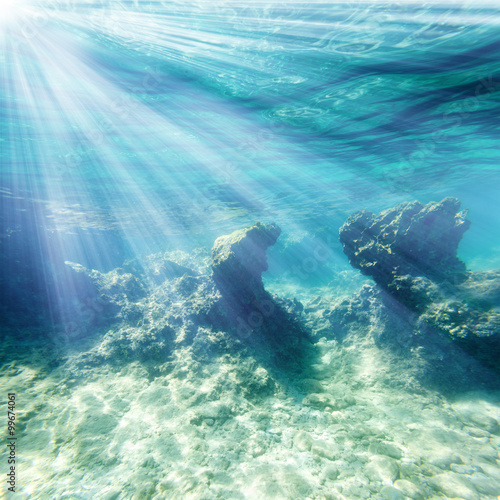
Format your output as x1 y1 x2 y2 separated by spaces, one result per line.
420 271 500 369
211 222 281 306
60 233 313 377
339 197 470 306
59 262 145 339
210 223 313 368
338 197 500 372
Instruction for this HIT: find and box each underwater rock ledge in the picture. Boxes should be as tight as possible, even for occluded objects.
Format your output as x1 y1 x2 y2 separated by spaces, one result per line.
338 197 500 372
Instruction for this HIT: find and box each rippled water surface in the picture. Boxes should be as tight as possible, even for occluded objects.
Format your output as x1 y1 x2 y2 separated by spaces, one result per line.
2 1 500 261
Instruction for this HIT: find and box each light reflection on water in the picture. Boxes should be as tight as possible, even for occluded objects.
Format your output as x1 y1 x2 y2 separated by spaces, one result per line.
1 0 499 265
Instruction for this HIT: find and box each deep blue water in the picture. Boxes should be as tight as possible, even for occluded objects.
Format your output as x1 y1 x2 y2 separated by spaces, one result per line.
1 0 500 291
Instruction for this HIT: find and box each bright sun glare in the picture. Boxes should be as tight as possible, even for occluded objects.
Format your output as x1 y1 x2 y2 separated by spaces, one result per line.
0 0 27 26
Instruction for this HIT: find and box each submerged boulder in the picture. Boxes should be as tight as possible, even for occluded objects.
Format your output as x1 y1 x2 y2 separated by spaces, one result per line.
338 198 500 373
211 222 281 305
211 223 313 368
339 197 470 295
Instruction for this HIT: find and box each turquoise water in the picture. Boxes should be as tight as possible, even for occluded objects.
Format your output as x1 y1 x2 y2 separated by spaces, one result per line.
2 1 500 263
1 2 500 499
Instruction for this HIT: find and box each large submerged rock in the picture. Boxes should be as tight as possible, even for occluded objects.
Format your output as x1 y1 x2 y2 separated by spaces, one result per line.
210 222 312 369
57 227 313 376
339 197 470 294
338 197 500 372
211 222 281 306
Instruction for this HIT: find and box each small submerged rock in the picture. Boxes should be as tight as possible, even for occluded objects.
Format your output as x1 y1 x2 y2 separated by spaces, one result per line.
322 464 340 480
293 430 314 452
311 439 338 461
368 441 403 460
467 413 500 435
393 479 425 500
458 409 500 435
379 485 406 500
365 455 399 483
302 392 355 411
429 472 479 500
302 393 337 410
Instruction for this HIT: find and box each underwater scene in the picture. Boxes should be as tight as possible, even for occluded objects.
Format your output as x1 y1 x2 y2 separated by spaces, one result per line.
1 0 500 498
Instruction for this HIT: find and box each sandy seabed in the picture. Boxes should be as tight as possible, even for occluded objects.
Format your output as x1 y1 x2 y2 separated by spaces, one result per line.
2 275 500 500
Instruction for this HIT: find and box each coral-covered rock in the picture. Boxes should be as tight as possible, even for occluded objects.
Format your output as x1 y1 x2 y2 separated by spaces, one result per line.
211 222 281 305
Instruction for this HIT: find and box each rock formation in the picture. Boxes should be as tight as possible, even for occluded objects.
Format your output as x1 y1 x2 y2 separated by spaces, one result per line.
339 197 470 300
56 225 312 375
338 197 500 372
211 222 281 306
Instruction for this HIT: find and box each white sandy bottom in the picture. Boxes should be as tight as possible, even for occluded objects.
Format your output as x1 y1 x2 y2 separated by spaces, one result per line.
3 329 500 500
